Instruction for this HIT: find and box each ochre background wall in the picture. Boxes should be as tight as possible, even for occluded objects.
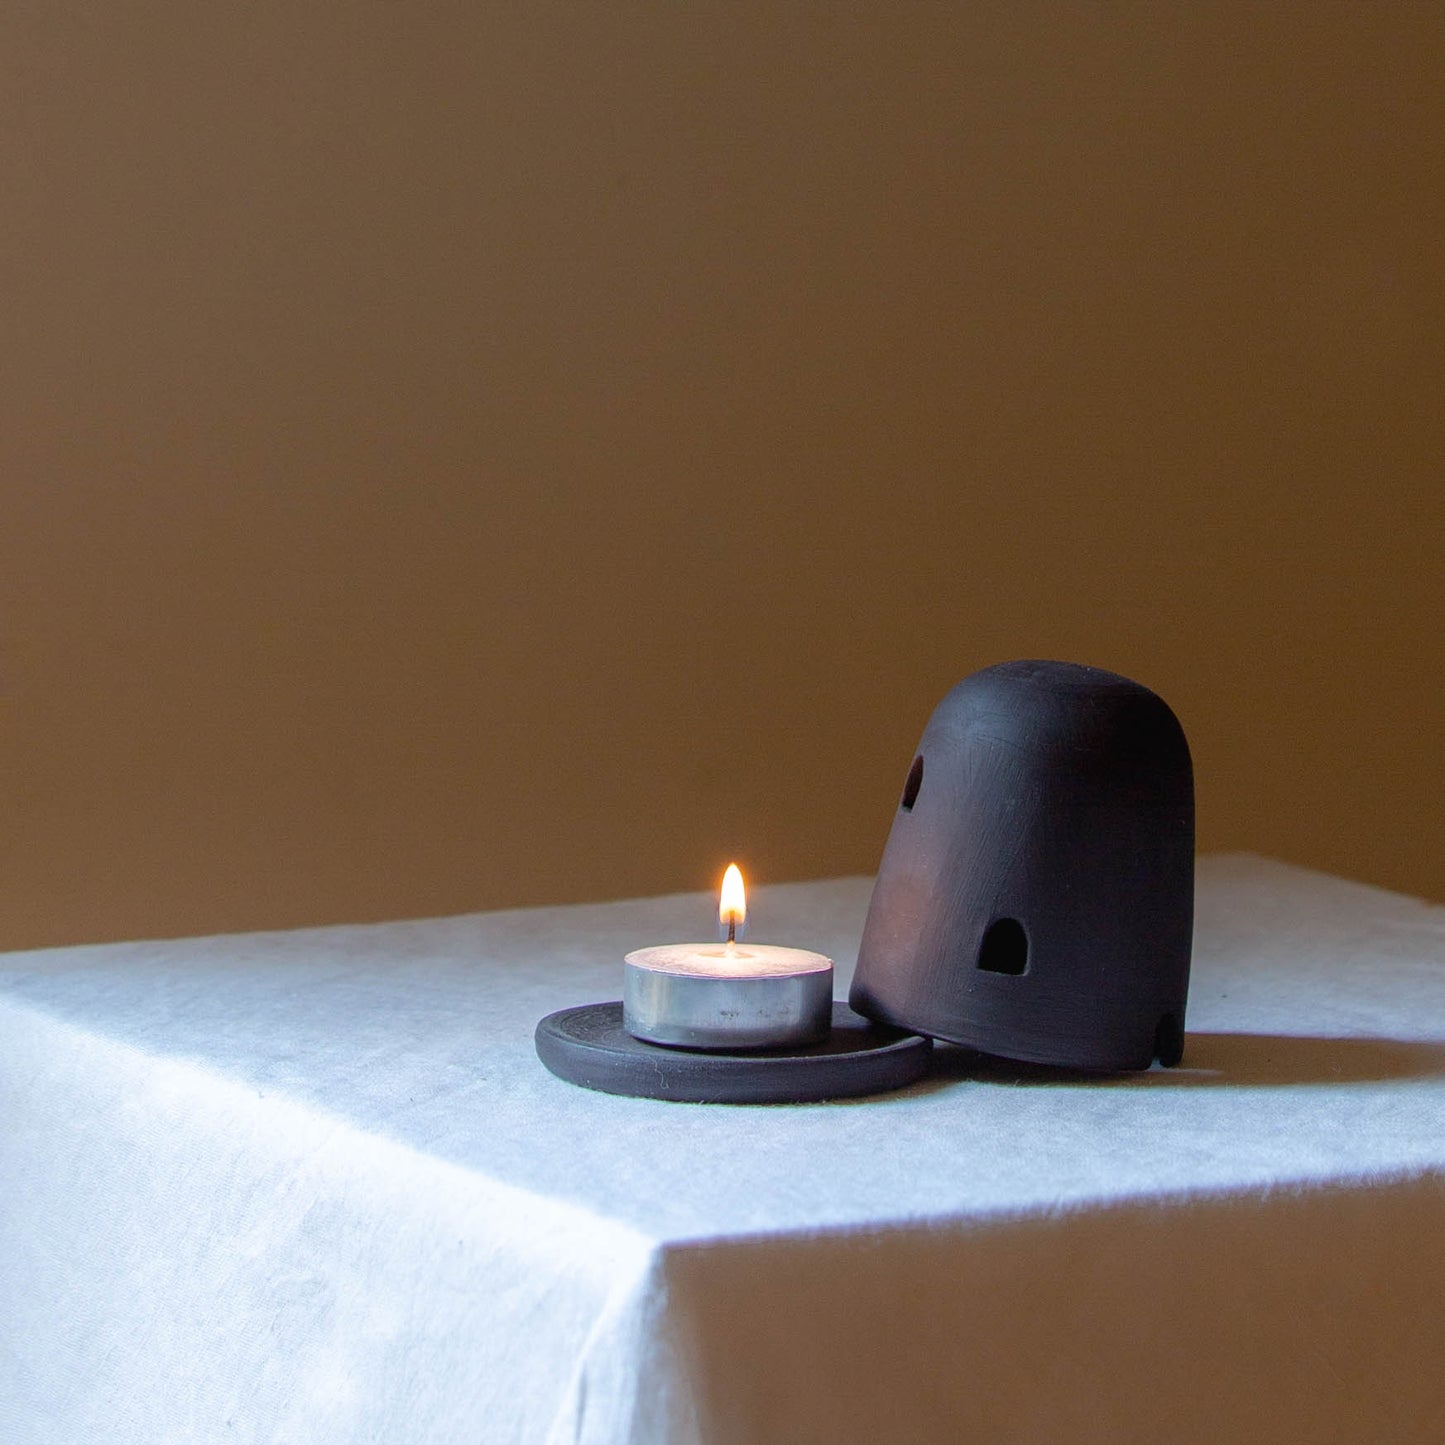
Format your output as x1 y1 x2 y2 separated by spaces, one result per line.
1 5 1440 949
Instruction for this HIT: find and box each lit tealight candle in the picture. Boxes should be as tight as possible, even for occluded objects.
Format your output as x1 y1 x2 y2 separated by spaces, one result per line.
624 864 834 1050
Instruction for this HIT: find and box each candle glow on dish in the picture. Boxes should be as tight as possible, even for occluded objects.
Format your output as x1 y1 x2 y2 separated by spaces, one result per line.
622 864 834 1049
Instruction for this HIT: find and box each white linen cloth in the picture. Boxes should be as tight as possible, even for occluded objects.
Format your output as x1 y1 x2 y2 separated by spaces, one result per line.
3 855 1443 1444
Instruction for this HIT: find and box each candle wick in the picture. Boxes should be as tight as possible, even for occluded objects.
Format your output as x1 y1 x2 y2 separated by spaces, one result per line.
727 918 737 946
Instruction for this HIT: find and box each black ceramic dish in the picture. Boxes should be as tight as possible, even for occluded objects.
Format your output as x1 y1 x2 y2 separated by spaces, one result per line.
536 1001 932 1103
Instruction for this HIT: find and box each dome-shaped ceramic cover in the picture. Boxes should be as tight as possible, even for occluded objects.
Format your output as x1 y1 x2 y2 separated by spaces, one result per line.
849 660 1193 1070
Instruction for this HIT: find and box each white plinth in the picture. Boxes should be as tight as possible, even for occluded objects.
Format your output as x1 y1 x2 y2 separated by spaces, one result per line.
3 856 1444 1443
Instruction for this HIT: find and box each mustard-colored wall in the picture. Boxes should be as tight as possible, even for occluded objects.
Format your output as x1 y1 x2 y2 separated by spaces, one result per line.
1 5 1440 948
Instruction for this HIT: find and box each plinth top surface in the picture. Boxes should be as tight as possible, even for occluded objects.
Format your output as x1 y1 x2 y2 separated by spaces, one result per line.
3 856 1443 1244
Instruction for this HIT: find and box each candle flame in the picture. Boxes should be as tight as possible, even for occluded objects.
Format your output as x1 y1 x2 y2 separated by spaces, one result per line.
719 862 747 932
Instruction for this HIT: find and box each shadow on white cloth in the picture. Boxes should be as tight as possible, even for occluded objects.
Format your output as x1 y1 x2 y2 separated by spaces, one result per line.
657 1170 1445 1445
916 1032 1445 1089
